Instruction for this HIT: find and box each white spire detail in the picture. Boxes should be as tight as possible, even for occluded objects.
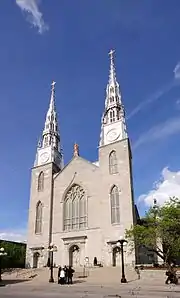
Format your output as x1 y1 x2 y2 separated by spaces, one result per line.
99 50 127 147
109 49 116 85
42 81 60 150
34 81 64 169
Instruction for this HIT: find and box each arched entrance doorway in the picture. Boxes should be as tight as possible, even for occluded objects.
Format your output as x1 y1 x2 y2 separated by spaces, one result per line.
69 245 80 267
112 246 120 267
33 252 40 268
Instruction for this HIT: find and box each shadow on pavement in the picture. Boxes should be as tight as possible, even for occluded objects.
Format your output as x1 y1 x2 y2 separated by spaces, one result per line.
72 279 86 284
0 279 30 285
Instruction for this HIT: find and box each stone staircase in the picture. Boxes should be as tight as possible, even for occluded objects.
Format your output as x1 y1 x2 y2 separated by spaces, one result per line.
1 266 145 285
86 266 137 284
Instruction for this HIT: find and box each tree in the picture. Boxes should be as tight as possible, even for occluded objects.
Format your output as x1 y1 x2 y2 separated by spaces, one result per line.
126 197 180 266
0 240 26 269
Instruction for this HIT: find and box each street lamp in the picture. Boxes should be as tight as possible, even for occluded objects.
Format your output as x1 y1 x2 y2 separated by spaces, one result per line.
47 243 57 283
0 247 7 287
117 237 128 283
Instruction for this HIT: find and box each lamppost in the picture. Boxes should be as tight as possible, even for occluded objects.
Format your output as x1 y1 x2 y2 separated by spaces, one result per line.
117 237 127 283
0 247 7 287
47 243 57 283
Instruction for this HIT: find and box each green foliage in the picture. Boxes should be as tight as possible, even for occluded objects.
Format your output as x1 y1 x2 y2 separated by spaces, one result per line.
0 240 26 269
126 197 180 264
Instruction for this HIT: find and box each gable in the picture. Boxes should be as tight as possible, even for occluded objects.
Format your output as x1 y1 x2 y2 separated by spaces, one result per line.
54 156 99 181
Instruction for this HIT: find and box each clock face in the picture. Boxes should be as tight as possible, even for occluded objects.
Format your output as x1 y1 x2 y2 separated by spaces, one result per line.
107 129 120 142
40 152 49 163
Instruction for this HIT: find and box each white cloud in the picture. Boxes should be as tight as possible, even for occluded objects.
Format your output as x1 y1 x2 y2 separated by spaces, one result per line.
134 116 180 149
16 0 48 34
0 229 27 243
174 62 180 79
127 62 180 120
138 167 180 207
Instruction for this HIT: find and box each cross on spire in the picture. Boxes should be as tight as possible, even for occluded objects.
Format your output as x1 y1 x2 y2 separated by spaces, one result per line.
108 49 115 60
51 80 56 92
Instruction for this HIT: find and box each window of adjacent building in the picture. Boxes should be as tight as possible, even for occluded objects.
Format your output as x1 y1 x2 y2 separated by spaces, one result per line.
35 201 43 234
109 150 118 174
37 171 44 192
63 184 87 231
110 185 120 224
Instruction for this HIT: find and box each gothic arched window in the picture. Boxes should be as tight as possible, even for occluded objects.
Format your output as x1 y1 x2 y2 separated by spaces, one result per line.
35 201 43 234
110 109 116 122
110 96 114 103
63 184 87 231
44 136 48 147
110 186 120 224
38 171 44 192
109 150 118 174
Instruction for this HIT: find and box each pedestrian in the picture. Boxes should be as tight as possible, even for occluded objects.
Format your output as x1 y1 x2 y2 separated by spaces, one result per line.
57 266 61 284
135 266 140 279
59 267 65 285
67 266 75 284
93 257 97 266
64 265 68 284
165 264 178 284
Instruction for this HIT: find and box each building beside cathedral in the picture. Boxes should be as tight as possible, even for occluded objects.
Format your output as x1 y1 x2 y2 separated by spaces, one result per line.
26 50 137 269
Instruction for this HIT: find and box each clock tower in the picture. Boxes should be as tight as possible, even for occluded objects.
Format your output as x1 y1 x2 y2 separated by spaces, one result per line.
34 81 64 170
99 50 127 147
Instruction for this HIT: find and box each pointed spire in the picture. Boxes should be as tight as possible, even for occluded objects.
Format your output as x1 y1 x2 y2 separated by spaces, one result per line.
99 50 127 147
34 80 64 170
49 81 56 111
108 49 117 85
41 81 60 149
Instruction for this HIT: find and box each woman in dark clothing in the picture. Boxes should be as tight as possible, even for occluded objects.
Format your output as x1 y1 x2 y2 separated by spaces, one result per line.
64 266 68 284
58 266 61 284
67 266 75 284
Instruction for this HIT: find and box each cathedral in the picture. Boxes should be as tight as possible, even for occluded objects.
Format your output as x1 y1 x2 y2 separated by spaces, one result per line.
26 50 137 269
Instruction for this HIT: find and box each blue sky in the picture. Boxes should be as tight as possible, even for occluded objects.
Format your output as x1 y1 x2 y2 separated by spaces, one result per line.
1 0 180 241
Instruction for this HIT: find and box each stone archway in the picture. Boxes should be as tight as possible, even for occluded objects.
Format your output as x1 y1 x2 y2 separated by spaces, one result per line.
112 246 120 267
33 252 40 268
69 245 80 267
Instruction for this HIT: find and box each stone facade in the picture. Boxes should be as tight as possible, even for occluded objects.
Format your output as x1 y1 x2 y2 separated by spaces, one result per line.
26 50 137 269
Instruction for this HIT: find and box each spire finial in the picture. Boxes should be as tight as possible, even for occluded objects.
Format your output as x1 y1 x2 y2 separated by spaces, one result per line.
50 80 56 110
108 49 115 60
108 49 116 84
73 143 79 157
51 80 56 89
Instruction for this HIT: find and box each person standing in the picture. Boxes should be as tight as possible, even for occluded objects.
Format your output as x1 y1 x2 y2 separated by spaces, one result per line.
135 266 140 280
57 266 61 284
64 266 68 284
67 266 75 284
59 267 65 285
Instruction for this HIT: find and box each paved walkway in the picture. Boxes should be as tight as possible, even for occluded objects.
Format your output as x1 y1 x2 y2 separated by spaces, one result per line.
1 267 180 297
0 281 180 298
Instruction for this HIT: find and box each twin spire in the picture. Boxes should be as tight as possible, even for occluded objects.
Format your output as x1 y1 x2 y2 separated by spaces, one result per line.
99 49 127 146
37 81 60 151
36 50 127 164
